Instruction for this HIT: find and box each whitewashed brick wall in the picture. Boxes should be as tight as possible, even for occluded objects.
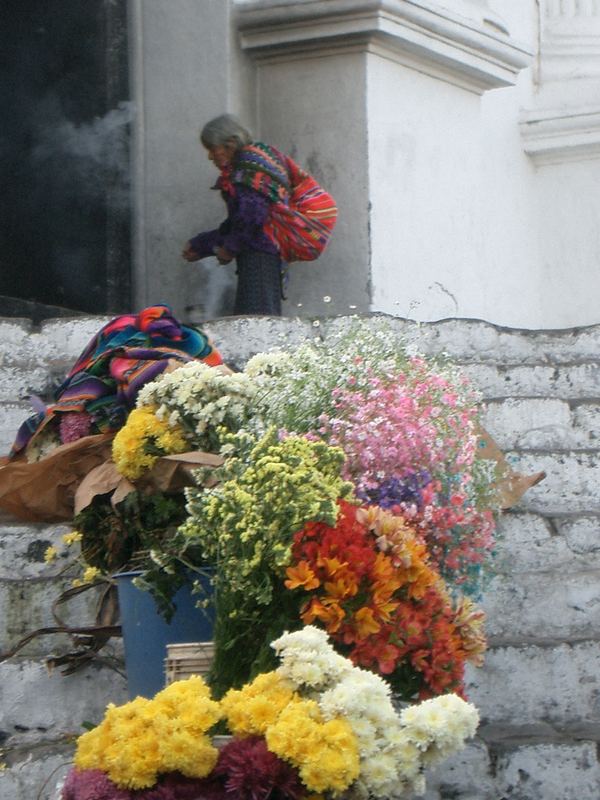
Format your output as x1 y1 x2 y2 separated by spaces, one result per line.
0 314 598 800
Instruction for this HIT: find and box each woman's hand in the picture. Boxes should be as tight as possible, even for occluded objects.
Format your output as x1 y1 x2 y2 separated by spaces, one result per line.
214 246 234 265
182 242 201 262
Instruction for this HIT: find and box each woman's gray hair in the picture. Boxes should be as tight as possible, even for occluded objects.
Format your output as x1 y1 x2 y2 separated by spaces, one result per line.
200 114 252 150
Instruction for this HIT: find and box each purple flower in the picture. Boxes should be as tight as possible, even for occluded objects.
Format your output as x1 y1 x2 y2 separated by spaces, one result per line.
360 471 431 510
62 769 218 800
62 768 131 800
59 411 93 444
214 737 305 800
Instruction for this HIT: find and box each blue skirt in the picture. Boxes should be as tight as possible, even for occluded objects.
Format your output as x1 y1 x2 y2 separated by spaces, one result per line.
234 250 282 316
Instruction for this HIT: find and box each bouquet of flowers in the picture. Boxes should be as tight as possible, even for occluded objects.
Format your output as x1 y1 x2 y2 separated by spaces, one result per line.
245 323 500 595
69 364 260 615
61 627 480 800
48 319 499 698
179 434 485 698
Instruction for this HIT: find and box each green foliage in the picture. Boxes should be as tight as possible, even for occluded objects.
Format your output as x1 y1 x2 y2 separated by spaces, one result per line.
74 490 199 618
180 427 355 693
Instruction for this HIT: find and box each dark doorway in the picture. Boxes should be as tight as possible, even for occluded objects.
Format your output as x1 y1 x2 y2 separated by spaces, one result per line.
0 0 131 320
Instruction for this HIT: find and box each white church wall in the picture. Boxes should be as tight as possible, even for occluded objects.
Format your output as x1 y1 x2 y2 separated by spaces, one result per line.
130 0 255 320
366 53 516 323
533 158 600 327
367 2 551 328
254 51 372 317
368 0 600 329
130 0 600 328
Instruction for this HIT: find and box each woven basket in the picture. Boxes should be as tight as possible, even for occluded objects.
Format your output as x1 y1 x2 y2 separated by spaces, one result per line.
165 641 215 684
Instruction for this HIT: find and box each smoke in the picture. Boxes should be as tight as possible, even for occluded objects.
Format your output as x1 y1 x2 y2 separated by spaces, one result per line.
31 99 135 209
185 262 237 322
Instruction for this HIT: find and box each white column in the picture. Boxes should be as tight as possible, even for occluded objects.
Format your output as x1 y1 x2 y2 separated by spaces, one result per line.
130 0 255 319
236 0 532 321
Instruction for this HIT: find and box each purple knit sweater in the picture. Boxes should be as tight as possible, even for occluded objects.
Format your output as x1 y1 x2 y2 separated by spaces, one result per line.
189 185 279 259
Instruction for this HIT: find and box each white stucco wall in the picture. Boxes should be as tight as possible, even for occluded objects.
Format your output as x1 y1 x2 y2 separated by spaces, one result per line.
365 53 538 323
131 0 600 329
130 0 256 320
366 2 542 328
365 0 600 328
254 51 371 318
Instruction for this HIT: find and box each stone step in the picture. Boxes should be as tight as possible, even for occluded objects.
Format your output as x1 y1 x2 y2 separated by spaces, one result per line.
0 521 72 579
423 740 600 800
375 316 600 367
0 403 33 454
0 317 106 365
464 362 600 400
481 566 600 640
1 658 126 738
0 577 109 658
505 451 600 515
0 749 74 800
493 512 600 574
484 398 600 450
276 314 600 368
0 659 126 800
2 313 600 373
467 640 600 741
0 313 598 800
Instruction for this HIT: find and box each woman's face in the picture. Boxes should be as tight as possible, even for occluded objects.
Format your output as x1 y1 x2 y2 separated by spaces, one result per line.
205 143 236 169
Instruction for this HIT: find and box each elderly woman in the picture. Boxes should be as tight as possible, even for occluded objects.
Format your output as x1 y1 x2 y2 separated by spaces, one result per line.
182 114 290 316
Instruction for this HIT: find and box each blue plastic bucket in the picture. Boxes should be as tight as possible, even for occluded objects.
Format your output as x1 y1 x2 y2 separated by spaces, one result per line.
114 570 215 699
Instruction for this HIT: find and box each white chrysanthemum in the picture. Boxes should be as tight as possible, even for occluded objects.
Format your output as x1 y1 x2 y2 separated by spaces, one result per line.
400 694 479 758
346 717 377 751
386 734 422 781
319 669 393 724
359 753 399 792
272 626 352 689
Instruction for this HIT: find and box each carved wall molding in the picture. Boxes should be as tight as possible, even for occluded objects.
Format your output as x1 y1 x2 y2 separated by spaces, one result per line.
235 0 532 94
520 1 600 163
520 106 600 164
539 0 600 81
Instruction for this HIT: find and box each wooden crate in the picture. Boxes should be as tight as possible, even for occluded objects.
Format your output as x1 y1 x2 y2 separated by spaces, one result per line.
165 641 215 684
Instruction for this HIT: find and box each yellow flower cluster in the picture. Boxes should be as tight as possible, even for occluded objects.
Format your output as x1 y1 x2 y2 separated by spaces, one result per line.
222 672 360 795
220 671 295 736
62 530 83 545
44 545 58 563
112 406 188 480
266 700 359 794
74 677 221 789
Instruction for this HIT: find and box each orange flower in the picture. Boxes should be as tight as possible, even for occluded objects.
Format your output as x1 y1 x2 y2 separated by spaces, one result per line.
285 561 320 591
371 552 403 594
354 606 381 638
318 556 347 574
371 592 400 623
301 597 346 632
323 571 359 600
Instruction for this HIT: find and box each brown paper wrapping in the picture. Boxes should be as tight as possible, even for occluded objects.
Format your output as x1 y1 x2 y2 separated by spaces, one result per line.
0 434 224 523
74 450 224 515
0 434 114 522
475 425 545 509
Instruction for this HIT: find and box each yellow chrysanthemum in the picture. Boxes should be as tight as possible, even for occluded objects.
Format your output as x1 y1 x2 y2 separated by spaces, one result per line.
221 672 296 736
62 530 83 545
265 701 360 794
112 405 188 480
82 566 102 583
73 677 219 788
44 545 58 563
